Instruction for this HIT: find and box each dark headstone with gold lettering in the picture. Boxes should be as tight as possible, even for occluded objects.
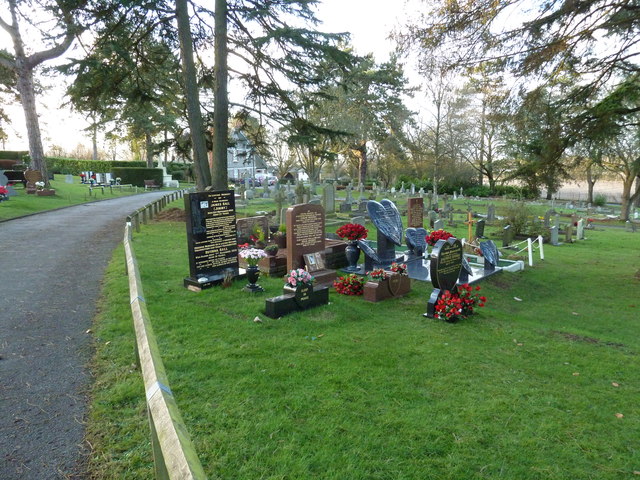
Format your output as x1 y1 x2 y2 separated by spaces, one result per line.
425 237 463 318
184 190 242 291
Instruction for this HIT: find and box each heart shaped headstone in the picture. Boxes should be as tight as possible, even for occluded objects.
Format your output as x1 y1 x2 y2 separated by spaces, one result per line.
480 240 499 267
405 227 427 256
429 237 463 292
367 199 403 245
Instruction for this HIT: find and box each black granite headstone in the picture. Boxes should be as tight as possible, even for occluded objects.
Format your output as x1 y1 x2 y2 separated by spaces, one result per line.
475 219 486 239
184 190 241 289
425 237 463 318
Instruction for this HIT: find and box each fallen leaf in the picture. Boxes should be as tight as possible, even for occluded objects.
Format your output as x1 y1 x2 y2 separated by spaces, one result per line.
517 343 523 346
615 413 624 419
105 341 111 345
572 312 579 316
317 334 324 338
633 470 640 475
514 297 522 302
253 316 262 323
573 372 580 376
85 329 92 334
612 382 620 387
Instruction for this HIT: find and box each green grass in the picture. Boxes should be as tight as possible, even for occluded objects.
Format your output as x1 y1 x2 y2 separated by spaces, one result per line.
0 174 160 221
89 201 640 479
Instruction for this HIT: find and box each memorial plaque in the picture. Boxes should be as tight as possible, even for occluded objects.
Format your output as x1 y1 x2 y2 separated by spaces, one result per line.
184 190 240 287
286 203 326 271
407 197 424 228
429 237 463 292
294 284 313 309
367 199 403 245
236 215 269 243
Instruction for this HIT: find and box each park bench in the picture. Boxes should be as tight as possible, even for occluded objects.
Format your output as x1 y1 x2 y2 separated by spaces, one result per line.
4 170 27 187
144 179 161 190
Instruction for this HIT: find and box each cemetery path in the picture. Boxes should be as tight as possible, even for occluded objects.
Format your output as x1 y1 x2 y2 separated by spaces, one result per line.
0 191 168 480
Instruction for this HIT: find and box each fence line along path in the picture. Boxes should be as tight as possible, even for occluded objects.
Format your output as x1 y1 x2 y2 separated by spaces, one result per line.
0 190 169 480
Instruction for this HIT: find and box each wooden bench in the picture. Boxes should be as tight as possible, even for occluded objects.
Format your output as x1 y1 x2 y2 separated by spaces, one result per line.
144 179 161 190
3 170 27 187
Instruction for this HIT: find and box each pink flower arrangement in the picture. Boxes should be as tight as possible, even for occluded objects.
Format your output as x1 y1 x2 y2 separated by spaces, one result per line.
286 268 314 288
239 246 267 266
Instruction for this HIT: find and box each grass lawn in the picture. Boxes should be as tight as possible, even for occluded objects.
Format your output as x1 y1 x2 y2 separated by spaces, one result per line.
89 199 639 479
0 174 164 221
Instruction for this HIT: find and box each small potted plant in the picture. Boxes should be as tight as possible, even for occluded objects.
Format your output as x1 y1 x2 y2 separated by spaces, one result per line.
273 224 287 249
264 244 279 257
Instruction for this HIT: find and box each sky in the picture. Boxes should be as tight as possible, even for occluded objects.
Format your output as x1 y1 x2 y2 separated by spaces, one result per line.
0 0 416 154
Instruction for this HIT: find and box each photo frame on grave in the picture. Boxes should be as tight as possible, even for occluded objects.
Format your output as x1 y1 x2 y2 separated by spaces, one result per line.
304 253 320 272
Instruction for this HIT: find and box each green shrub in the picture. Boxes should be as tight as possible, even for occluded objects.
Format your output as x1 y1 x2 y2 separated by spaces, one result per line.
594 193 607 207
464 185 492 197
0 150 29 161
501 201 535 236
111 167 163 187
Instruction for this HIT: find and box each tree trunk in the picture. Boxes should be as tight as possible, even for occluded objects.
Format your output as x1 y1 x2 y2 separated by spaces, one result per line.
16 63 49 185
586 164 596 204
634 175 640 208
92 123 98 161
212 0 229 190
354 142 367 185
176 0 211 190
620 174 635 221
145 131 154 168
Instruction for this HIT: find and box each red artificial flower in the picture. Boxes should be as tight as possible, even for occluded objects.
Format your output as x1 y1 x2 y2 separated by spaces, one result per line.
425 229 454 246
336 223 368 241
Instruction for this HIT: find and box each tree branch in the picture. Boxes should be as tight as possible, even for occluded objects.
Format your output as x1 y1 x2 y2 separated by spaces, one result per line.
27 30 75 68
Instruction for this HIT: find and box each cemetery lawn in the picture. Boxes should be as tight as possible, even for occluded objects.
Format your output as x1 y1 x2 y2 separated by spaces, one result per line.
89 210 639 479
0 175 149 221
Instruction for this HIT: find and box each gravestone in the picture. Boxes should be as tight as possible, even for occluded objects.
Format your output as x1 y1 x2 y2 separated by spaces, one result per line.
434 218 445 231
236 215 270 244
351 215 366 226
458 256 472 283
425 237 463 319
475 219 486 239
286 203 325 271
502 225 511 247
487 204 496 222
295 181 305 204
0 170 16 197
24 169 43 194
544 210 552 228
554 214 560 228
274 186 286 224
265 285 330 318
410 183 415 195
367 199 403 266
480 240 499 272
550 225 559 246
565 223 573 243
184 190 240 290
427 210 438 228
576 219 585 240
322 183 336 214
407 197 424 228
405 227 428 256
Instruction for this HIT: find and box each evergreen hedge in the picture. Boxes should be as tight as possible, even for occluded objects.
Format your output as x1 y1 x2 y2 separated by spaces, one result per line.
111 167 163 187
0 150 28 160
47 157 148 174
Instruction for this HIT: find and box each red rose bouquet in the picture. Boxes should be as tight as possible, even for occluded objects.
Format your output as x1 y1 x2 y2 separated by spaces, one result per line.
336 223 368 241
333 274 366 295
425 229 454 246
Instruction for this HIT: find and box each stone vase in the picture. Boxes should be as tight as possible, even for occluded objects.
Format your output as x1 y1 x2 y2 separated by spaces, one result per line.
243 265 264 293
344 241 360 271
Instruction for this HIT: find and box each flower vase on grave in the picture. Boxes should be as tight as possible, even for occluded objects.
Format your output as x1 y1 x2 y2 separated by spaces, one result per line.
243 265 264 293
344 241 360 272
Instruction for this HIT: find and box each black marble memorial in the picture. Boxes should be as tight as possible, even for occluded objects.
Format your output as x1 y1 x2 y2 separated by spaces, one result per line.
405 227 428 257
184 190 242 290
425 237 463 318
358 239 380 272
480 240 500 272
475 219 486 239
367 199 404 267
264 285 329 318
